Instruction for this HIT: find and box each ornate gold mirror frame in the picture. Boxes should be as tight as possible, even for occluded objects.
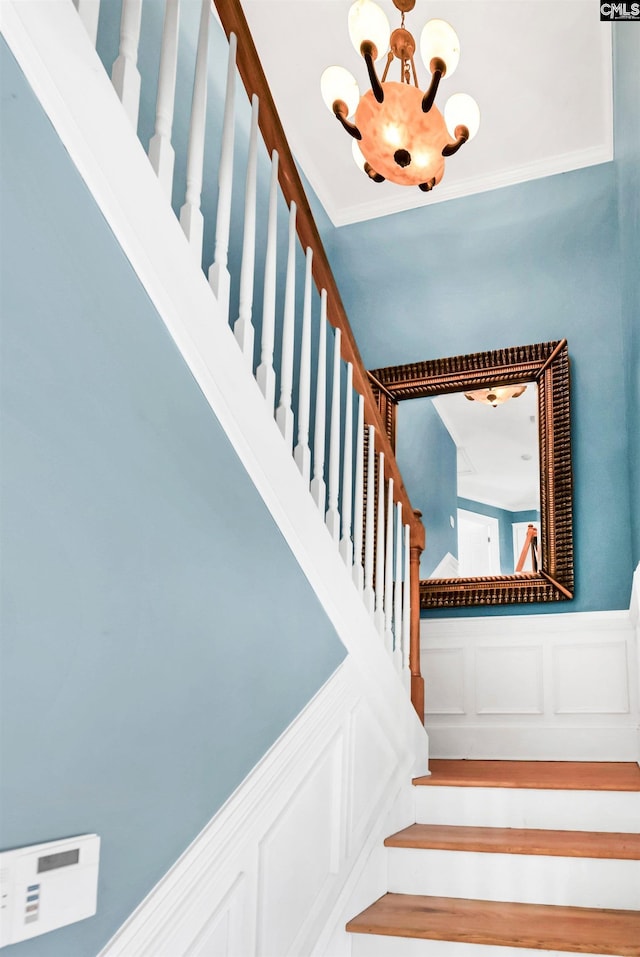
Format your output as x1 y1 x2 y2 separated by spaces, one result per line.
369 340 574 608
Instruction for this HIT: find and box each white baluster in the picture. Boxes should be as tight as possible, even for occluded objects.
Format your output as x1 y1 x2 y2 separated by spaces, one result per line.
149 0 180 199
234 94 259 364
393 501 404 672
73 0 100 46
294 248 313 481
352 395 365 591
180 0 210 260
310 293 327 512
363 426 376 616
339 365 354 567
111 0 142 129
384 478 395 656
256 151 279 411
325 328 342 542
209 32 237 319
375 453 386 637
403 523 411 678
275 202 297 450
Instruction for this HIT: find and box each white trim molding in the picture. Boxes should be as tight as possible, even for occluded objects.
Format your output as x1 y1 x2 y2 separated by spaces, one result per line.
99 657 420 957
422 606 639 761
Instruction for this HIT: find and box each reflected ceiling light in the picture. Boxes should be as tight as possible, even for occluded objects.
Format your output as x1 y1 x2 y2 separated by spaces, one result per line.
320 0 479 191
464 385 528 408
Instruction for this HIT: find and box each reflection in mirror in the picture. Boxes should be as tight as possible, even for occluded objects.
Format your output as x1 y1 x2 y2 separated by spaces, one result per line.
395 383 541 580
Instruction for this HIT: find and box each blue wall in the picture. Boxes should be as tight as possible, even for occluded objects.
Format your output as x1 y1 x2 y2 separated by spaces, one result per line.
0 41 345 957
614 25 640 568
395 397 457 577
317 28 638 617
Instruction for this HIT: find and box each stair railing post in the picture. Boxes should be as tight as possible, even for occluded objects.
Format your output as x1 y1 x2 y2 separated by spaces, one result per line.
179 0 211 260
339 364 354 568
209 31 237 318
374 452 385 637
111 0 143 129
363 425 376 616
393 501 403 672
310 293 327 511
409 509 426 722
148 0 180 199
293 247 313 482
275 201 297 450
234 93 259 363
352 395 365 592
325 328 342 542
256 150 278 411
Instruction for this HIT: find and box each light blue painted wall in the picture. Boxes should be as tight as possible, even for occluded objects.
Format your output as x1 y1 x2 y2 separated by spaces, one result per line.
316 29 638 617
396 397 457 577
0 40 346 957
613 25 640 568
457 499 540 575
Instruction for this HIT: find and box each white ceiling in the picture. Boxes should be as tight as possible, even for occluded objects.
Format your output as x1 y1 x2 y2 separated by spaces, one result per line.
431 385 539 511
243 0 613 226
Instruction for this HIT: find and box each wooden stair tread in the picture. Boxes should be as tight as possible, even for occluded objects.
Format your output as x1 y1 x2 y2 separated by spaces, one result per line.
384 823 640 859
346 894 640 955
414 761 640 791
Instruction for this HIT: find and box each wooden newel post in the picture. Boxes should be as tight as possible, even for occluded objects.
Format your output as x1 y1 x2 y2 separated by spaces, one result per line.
410 509 425 722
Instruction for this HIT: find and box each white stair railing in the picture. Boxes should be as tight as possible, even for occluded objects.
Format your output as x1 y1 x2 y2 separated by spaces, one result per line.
68 0 417 684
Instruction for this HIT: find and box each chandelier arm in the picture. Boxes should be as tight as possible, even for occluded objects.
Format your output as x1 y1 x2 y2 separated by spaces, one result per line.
442 124 469 156
363 51 385 103
421 69 443 113
410 56 419 88
333 101 362 140
381 51 394 84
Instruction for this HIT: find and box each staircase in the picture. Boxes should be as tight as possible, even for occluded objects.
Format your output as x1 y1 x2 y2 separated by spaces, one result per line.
346 761 640 956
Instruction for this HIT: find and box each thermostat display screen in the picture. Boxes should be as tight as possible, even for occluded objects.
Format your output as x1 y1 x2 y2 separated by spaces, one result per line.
37 849 80 873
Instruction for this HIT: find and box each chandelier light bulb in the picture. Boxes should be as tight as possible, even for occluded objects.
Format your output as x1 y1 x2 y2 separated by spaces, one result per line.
320 66 360 117
419 19 460 78
348 0 391 62
444 93 481 140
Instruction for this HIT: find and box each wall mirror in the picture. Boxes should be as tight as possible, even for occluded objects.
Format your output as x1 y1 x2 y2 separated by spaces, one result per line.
369 340 574 608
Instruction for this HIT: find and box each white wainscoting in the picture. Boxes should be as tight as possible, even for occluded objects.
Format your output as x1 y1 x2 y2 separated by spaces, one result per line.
422 605 640 760
100 656 423 957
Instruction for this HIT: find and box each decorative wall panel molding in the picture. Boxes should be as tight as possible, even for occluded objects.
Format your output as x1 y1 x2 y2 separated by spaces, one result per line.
422 608 639 760
100 657 423 957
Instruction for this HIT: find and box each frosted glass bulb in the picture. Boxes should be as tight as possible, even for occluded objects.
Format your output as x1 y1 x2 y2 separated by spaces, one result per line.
348 0 390 61
320 66 360 117
352 139 366 171
444 93 480 140
420 19 460 78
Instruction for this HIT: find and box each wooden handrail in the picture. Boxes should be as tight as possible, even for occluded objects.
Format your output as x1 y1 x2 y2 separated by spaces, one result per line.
212 0 423 545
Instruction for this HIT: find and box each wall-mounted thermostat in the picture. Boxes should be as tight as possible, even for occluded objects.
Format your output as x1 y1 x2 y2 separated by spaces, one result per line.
0 834 99 947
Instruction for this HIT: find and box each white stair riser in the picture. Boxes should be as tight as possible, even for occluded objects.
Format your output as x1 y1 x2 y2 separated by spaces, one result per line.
386 847 640 910
415 786 640 833
351 934 615 957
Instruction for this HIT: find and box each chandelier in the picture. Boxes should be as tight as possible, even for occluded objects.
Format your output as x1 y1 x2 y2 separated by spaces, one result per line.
464 385 528 408
320 0 479 191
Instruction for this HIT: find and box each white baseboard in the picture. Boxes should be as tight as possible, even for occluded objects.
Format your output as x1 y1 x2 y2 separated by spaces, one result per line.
422 607 639 761
99 657 421 957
